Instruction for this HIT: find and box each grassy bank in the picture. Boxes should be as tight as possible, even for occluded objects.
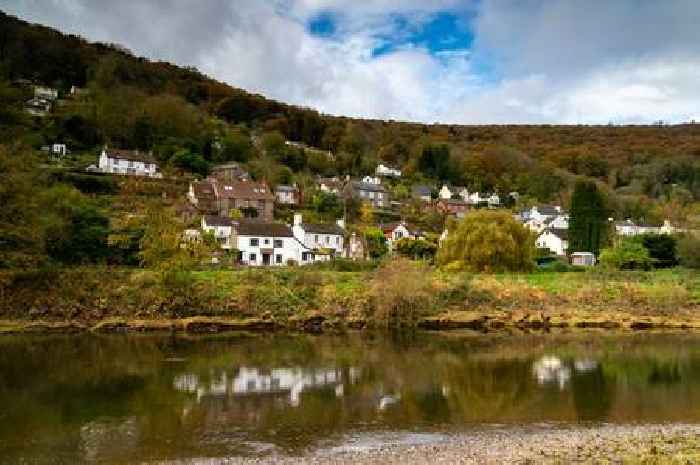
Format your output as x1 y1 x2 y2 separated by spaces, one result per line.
0 260 698 333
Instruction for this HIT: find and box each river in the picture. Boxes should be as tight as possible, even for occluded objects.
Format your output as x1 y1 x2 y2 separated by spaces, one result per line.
1 331 700 464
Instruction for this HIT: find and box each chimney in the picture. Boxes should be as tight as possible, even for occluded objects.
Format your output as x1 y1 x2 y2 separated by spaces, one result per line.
336 218 346 229
293 213 303 226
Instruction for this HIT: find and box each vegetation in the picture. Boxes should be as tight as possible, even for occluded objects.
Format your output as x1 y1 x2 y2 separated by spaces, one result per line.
437 211 535 272
568 180 608 255
600 239 653 270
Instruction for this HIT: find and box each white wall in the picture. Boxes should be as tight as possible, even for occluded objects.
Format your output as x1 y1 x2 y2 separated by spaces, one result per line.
236 235 312 266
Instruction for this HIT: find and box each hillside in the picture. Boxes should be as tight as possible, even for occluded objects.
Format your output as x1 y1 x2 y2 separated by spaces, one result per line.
1 8 699 228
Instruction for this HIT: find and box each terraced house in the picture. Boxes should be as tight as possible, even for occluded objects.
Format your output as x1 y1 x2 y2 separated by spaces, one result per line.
188 179 275 221
98 148 162 178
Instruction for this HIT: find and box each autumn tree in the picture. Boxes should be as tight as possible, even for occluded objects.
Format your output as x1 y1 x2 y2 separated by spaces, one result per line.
436 210 535 272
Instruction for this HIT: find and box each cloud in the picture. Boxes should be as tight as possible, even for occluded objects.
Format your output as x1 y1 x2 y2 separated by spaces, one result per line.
2 0 700 124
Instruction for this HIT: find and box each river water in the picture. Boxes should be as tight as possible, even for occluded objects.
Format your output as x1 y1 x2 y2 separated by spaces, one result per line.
1 331 700 464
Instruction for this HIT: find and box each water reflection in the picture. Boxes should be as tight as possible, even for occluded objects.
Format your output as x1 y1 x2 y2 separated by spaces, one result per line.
1 332 700 464
173 367 360 407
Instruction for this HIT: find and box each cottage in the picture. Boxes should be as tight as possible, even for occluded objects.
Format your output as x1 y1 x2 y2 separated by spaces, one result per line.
98 148 162 178
188 181 218 212
438 185 453 200
201 216 235 249
381 221 421 243
292 214 345 259
218 180 274 220
210 162 250 182
570 252 596 267
436 198 469 217
536 228 569 256
614 219 679 236
275 184 300 205
350 180 389 208
411 185 433 202
234 221 313 266
523 205 562 223
375 163 401 178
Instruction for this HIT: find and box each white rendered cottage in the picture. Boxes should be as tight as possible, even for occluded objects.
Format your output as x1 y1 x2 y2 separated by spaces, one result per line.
201 216 235 249
98 148 162 178
536 228 569 256
376 163 401 178
292 213 345 260
234 221 313 266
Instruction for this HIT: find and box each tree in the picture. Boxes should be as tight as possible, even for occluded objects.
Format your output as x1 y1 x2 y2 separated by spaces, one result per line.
436 210 535 272
568 180 608 255
395 238 437 260
677 234 700 269
599 239 652 270
418 144 451 180
640 234 677 268
363 227 388 259
139 203 214 315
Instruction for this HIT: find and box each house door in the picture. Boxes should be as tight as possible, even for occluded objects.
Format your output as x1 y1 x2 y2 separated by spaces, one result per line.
262 253 271 266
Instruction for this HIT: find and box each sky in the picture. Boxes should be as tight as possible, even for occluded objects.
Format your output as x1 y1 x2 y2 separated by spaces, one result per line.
3 0 700 124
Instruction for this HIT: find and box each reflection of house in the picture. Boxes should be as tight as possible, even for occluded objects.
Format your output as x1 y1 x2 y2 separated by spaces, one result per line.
536 228 568 256
532 356 571 390
292 214 345 259
173 366 357 407
98 148 162 178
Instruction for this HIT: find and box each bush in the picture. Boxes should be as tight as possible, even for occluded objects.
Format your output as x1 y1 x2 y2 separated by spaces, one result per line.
641 234 678 268
436 210 535 272
395 238 438 260
599 239 653 270
368 258 434 327
364 227 388 259
677 234 700 269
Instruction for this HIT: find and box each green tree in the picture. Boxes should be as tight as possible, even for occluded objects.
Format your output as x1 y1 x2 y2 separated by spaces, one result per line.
395 238 437 260
418 144 451 181
568 180 608 255
640 234 677 268
677 234 700 269
599 238 652 270
363 227 388 259
436 210 535 272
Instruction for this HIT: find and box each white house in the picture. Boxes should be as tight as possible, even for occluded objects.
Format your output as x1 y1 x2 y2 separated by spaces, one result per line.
439 185 453 200
292 214 345 259
201 216 235 249
571 252 596 266
376 163 401 178
486 193 501 207
547 214 570 230
41 143 68 158
234 221 314 266
536 228 569 256
274 184 300 205
98 148 162 178
614 219 680 236
362 175 382 185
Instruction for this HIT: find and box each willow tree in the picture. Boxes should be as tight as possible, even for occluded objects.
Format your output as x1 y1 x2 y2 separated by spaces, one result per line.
437 210 535 272
568 180 608 256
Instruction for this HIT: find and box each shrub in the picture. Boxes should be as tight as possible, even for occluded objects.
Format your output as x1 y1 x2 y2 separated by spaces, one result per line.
677 234 700 269
640 234 677 268
364 227 388 259
599 239 653 270
368 258 434 327
395 238 438 260
436 210 535 272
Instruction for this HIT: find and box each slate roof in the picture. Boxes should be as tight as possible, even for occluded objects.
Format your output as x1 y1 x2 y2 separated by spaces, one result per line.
536 204 560 216
217 180 274 201
412 185 433 197
204 215 233 227
301 223 345 235
275 184 298 192
235 221 293 237
104 148 156 163
352 181 386 193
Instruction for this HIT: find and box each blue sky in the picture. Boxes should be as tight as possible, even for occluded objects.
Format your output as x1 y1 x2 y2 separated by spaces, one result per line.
3 0 700 124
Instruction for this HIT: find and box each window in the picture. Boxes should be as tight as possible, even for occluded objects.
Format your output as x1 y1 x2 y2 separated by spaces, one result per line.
274 239 283 248
325 236 330 244
396 231 403 239
315 235 319 242
264 238 270 245
249 253 257 262
302 252 311 261
335 237 340 245
276 254 282 264
250 238 259 247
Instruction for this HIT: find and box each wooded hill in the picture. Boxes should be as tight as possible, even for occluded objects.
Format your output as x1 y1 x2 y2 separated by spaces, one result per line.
1 9 699 226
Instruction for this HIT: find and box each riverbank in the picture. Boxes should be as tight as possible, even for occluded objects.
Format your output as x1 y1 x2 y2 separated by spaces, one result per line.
1 263 698 333
219 424 700 465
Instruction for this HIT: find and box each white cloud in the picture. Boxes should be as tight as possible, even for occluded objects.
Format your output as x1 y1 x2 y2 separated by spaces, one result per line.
3 0 700 124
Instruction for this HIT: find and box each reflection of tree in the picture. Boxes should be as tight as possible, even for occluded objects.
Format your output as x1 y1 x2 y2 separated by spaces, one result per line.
571 365 614 421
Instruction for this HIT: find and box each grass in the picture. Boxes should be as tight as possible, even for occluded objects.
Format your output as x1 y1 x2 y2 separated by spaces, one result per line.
0 264 697 330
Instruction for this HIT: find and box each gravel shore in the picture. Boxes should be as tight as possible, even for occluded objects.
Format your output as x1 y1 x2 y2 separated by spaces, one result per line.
157 424 700 465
